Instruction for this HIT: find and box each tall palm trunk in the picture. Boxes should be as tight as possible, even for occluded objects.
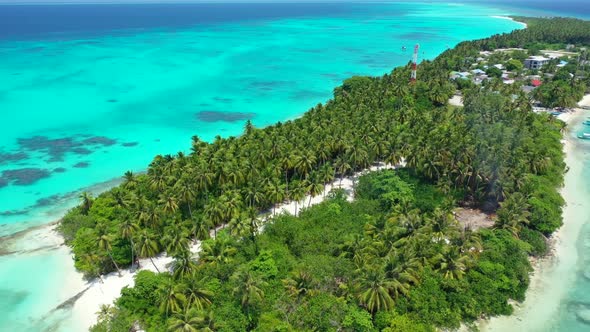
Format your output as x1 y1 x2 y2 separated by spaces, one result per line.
285 170 289 196
130 238 135 269
187 202 193 219
295 200 298 217
149 257 161 273
108 251 122 277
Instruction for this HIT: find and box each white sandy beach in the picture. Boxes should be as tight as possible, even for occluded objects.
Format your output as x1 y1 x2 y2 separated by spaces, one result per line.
50 163 398 331
490 16 528 29
478 97 590 331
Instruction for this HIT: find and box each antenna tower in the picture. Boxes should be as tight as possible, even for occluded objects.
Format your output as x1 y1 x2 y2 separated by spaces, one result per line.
410 44 420 83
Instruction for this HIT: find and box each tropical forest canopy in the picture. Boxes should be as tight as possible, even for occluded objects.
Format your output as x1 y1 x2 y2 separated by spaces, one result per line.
57 17 590 332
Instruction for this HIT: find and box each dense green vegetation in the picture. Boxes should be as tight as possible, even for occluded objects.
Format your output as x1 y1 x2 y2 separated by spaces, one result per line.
57 17 590 331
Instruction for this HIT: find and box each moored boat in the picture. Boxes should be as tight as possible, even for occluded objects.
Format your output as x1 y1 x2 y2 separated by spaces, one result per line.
578 132 590 139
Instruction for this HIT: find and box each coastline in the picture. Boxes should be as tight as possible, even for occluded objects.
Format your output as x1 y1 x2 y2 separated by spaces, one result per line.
0 11 574 330
478 97 590 331
48 164 396 331
491 15 528 29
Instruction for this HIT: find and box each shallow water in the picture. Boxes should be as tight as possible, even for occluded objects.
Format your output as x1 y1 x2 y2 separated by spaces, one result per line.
550 118 590 331
0 2 523 232
0 2 527 331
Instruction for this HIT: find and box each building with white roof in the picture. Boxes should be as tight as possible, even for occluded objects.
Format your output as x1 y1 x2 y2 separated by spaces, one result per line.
524 56 550 70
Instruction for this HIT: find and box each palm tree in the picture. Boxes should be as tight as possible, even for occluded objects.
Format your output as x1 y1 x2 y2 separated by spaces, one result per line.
111 188 131 208
79 191 94 215
167 307 201 332
306 176 323 208
160 193 179 215
158 280 187 317
319 164 335 197
184 276 213 310
383 256 419 299
136 230 161 273
123 171 137 190
96 224 121 277
199 235 237 268
266 180 285 215
335 157 352 187
231 269 267 314
426 208 459 242
96 304 115 325
176 177 196 219
434 247 471 280
295 152 316 180
171 249 198 280
204 199 224 239
495 192 530 237
163 224 190 256
120 217 139 268
228 214 252 239
190 214 210 242
282 270 316 299
356 268 394 313
280 154 294 195
290 184 307 217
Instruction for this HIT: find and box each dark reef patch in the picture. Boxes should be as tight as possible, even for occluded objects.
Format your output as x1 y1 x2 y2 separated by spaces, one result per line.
16 135 116 162
73 162 90 168
290 90 326 101
1 168 51 186
0 289 29 308
196 111 256 123
53 168 67 173
122 142 139 147
18 136 77 162
0 178 7 188
71 147 92 155
107 99 118 103
0 152 28 165
0 208 29 216
33 194 62 208
82 136 117 146
249 80 293 91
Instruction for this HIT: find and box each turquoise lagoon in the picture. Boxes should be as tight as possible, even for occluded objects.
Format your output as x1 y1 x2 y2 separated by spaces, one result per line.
0 2 526 331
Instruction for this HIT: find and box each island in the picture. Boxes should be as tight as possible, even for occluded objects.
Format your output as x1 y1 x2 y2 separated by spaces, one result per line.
58 17 590 332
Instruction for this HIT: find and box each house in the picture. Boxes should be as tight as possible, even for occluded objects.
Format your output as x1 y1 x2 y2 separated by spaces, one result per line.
493 64 504 70
471 69 486 76
566 44 575 50
557 60 569 68
524 56 550 69
531 79 542 87
474 74 489 84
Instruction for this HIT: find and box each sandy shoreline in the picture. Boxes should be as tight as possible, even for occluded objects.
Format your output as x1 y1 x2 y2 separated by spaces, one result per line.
477 98 590 331
491 15 528 29
37 163 397 331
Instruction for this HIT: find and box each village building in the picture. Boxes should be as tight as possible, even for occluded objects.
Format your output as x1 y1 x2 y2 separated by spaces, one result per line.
524 56 550 69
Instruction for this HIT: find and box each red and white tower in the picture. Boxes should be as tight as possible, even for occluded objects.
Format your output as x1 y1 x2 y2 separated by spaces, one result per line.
410 43 420 83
